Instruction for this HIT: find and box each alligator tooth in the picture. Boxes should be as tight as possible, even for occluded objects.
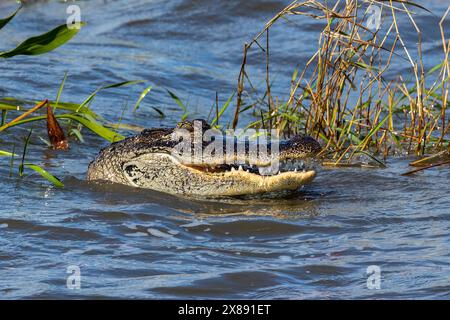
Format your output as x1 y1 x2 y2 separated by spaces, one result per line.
238 165 243 171
294 168 297 172
231 167 236 171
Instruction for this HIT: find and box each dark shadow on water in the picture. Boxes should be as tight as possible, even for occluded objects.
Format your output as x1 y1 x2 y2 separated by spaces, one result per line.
65 176 321 218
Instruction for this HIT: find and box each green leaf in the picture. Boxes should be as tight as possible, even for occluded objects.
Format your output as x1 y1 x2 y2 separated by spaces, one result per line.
166 89 188 120
0 97 98 118
76 80 145 112
0 5 21 31
1 114 124 142
356 116 388 150
0 150 16 157
210 92 235 126
19 129 33 177
102 80 144 90
54 72 68 111
353 150 387 168
69 128 85 143
151 106 165 118
59 114 125 142
24 163 64 187
133 85 153 112
0 22 85 58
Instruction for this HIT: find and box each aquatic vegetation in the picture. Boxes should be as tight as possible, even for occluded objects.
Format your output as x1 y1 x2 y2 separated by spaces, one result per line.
0 4 84 186
230 0 449 166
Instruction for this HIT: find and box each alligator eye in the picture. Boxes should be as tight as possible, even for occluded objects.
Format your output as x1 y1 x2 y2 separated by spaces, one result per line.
176 120 194 131
176 119 210 132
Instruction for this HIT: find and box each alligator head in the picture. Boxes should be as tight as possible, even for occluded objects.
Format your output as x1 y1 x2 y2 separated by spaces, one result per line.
87 119 321 197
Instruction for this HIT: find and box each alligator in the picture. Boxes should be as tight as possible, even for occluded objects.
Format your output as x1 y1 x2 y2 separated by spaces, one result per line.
87 119 321 197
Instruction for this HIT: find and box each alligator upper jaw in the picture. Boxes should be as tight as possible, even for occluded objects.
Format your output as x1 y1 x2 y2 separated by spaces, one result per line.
183 158 312 176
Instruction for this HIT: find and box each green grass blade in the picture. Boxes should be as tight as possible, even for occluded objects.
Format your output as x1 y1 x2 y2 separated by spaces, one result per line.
151 106 165 118
166 89 188 120
61 114 125 142
69 128 85 143
24 163 64 187
0 22 85 58
133 85 153 112
353 150 387 168
1 109 6 126
0 5 21 31
19 129 33 176
210 92 235 126
102 80 144 89
76 80 145 112
1 114 124 142
0 150 16 157
356 116 389 151
54 72 68 111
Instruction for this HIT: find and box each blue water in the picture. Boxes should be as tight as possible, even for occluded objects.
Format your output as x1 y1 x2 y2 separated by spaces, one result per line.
0 0 449 299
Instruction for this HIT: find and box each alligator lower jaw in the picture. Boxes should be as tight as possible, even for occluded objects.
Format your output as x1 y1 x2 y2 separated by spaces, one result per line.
182 162 316 192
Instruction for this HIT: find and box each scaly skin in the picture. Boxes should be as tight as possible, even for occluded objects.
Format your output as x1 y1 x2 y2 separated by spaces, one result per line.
87 119 321 197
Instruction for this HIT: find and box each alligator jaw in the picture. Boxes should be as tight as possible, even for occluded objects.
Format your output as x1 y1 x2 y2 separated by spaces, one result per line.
182 158 316 196
121 153 316 197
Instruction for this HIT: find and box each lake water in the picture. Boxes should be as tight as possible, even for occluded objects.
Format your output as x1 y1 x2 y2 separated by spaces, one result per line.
0 0 449 299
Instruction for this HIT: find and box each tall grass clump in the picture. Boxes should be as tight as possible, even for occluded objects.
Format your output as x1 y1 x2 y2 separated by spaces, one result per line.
232 0 449 165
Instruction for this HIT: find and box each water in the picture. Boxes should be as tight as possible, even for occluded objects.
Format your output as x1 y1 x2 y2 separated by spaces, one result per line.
0 0 449 299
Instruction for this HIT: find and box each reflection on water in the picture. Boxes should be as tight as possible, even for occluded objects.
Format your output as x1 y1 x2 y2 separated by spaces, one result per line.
0 0 449 299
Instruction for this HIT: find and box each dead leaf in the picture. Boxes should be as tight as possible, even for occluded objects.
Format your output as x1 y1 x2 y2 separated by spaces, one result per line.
47 102 69 150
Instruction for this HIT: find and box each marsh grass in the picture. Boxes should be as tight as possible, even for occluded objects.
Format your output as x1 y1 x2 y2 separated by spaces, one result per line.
230 0 450 165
